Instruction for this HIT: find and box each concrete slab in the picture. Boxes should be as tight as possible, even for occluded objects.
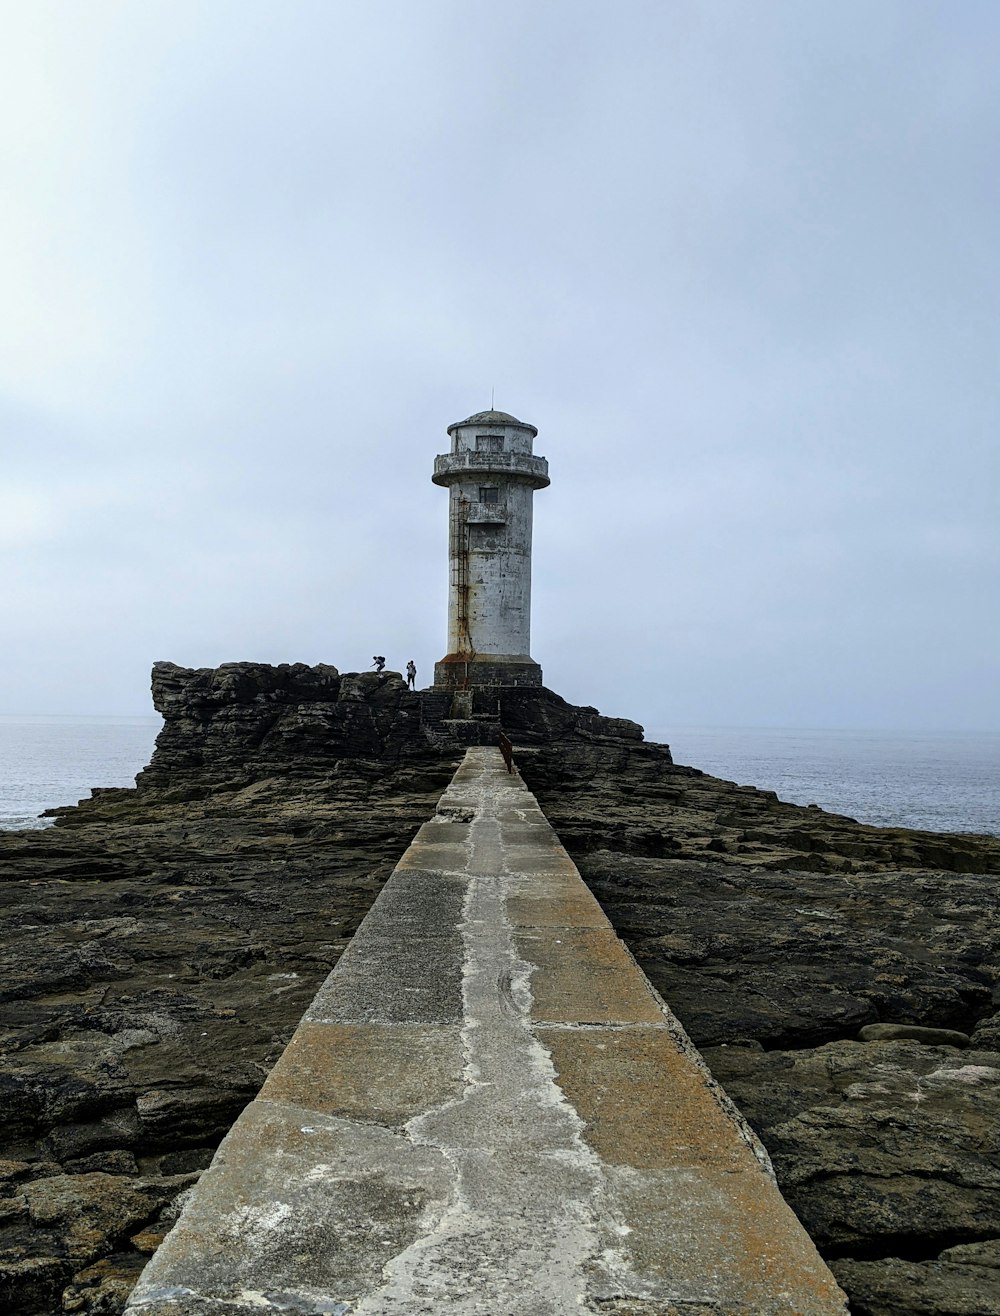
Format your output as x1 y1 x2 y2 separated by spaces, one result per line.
127 1099 454 1313
497 846 586 876
409 819 473 845
497 821 563 845
505 884 609 929
350 867 469 926
592 1163 850 1316
303 869 468 1025
394 841 467 871
127 747 848 1316
504 863 603 903
538 1024 753 1170
517 926 666 1025
259 1024 465 1124
303 927 464 1025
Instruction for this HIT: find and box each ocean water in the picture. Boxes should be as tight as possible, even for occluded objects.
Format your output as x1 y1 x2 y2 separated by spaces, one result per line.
0 715 162 831
661 726 1000 836
0 716 996 837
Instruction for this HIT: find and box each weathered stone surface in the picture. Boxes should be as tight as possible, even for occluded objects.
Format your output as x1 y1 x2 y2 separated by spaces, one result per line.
1 663 998 1315
129 750 846 1315
517 736 1000 1316
0 1254 70 1314
859 1023 973 1047
703 1041 1000 1252
134 661 436 792
550 854 998 1050
23 1173 195 1264
831 1253 1000 1315
516 725 1000 876
0 666 466 1313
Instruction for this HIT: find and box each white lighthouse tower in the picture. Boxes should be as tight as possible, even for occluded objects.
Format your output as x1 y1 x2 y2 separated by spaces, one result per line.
432 409 549 689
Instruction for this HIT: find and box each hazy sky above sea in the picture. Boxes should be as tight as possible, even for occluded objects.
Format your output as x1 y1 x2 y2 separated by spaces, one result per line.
2 1 998 732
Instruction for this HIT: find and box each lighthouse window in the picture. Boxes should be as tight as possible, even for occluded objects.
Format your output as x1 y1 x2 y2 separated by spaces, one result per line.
480 486 500 504
476 435 504 453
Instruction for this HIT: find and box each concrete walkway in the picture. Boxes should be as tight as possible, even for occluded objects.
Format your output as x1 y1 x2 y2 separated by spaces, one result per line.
126 748 848 1315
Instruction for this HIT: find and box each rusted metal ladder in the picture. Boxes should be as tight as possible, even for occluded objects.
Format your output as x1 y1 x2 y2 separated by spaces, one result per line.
450 494 474 672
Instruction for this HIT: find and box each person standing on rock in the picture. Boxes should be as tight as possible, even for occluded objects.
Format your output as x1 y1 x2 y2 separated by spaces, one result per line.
373 655 386 673
406 659 417 689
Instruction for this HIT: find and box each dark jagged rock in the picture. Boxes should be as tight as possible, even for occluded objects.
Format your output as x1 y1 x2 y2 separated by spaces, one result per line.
514 734 1000 1316
551 854 998 1049
133 661 434 793
1 661 999 1316
858 1024 973 1048
516 730 1000 875
704 1042 1000 1315
0 665 468 1314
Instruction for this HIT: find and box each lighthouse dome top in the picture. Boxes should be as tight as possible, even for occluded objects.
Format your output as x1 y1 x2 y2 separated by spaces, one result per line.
447 409 538 437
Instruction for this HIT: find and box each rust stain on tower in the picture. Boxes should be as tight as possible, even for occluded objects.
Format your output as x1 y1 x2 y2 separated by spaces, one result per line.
433 409 549 690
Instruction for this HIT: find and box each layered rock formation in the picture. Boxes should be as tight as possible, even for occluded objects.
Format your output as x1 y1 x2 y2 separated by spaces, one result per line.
515 736 1000 1316
1 662 998 1316
0 664 463 1314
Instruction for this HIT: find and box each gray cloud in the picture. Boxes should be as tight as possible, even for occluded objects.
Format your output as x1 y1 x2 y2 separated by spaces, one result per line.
1 0 997 729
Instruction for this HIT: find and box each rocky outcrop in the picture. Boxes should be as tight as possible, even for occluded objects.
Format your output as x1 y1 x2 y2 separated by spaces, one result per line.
0 665 466 1314
136 661 435 792
517 732 1000 875
1 662 999 1316
558 855 997 1050
516 739 1000 1316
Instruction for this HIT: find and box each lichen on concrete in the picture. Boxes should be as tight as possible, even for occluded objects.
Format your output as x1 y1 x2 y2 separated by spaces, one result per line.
124 749 848 1315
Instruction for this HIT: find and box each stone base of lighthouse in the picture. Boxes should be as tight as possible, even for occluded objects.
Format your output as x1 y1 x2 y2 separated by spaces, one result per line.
433 653 544 690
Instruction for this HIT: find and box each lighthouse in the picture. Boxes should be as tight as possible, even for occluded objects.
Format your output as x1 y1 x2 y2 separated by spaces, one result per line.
432 409 549 689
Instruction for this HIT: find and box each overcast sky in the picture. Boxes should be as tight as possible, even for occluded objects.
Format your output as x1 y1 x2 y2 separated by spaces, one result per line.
2 0 998 733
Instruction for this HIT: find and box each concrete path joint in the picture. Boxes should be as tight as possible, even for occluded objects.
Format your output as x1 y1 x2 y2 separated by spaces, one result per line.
125 748 849 1315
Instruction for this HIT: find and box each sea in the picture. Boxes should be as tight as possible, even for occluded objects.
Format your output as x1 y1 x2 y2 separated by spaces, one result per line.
0 715 163 832
0 715 997 837
662 726 1000 836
